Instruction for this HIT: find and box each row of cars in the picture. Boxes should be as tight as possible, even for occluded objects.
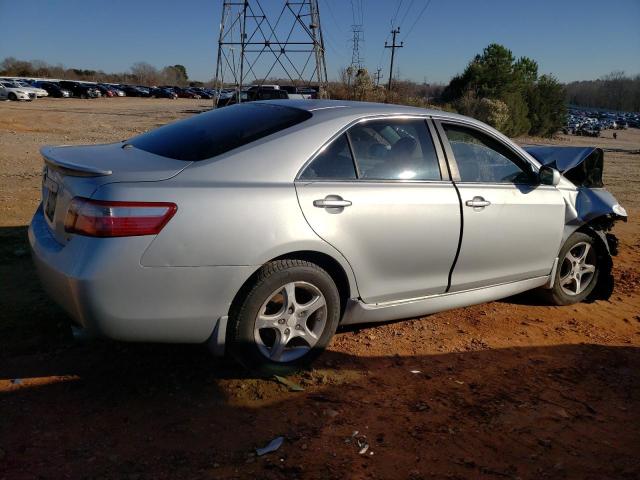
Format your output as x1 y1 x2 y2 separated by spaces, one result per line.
0 77 221 101
1 77 320 104
563 108 640 137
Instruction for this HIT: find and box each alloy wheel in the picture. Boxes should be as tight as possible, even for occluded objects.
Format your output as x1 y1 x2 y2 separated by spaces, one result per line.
559 241 597 296
254 281 327 363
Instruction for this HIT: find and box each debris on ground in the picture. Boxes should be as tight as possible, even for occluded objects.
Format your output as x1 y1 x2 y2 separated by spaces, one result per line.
346 431 371 456
273 375 305 392
255 436 284 456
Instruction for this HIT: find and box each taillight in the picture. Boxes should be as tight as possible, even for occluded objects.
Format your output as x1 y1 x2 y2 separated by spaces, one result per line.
65 197 177 237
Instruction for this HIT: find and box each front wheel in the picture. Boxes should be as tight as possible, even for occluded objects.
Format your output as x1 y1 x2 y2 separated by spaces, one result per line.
227 260 340 375
8 93 17 101
547 232 600 305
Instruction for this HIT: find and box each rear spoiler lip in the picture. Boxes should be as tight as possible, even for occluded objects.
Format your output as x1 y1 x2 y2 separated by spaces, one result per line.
41 146 112 177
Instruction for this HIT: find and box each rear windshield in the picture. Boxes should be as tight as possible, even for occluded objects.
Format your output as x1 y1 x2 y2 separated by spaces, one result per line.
128 103 312 161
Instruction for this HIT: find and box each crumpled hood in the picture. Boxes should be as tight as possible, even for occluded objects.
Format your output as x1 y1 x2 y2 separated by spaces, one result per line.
523 146 603 188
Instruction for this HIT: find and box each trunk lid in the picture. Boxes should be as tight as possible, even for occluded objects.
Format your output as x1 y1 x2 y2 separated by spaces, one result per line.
40 143 191 244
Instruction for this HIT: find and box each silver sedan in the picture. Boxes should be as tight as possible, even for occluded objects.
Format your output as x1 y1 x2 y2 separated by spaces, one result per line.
29 100 627 373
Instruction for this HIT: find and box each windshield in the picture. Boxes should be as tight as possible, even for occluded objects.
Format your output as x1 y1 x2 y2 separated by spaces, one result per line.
128 103 311 161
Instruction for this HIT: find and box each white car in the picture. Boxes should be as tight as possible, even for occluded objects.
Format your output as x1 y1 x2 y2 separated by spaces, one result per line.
11 81 48 98
0 81 34 101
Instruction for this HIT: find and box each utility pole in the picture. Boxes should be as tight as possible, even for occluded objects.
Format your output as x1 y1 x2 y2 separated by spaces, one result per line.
385 27 403 91
374 67 383 87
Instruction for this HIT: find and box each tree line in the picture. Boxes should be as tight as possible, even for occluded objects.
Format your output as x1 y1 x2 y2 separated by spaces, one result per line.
0 57 191 87
565 71 640 112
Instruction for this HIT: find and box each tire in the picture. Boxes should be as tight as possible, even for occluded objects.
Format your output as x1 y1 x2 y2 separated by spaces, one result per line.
546 232 601 305
8 93 17 101
227 259 341 376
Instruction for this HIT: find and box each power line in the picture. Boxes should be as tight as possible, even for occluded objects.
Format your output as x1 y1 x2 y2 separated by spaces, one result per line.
401 0 432 42
320 0 348 60
323 0 344 31
391 0 404 28
397 0 415 30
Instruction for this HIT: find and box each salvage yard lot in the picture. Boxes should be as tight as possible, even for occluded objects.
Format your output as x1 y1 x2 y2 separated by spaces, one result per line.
1 98 639 479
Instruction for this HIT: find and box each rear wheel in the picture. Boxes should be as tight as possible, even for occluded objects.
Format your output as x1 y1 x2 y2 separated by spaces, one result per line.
547 232 600 305
227 260 340 375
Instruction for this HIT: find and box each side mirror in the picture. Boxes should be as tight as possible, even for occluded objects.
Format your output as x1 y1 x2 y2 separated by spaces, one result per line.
539 166 561 186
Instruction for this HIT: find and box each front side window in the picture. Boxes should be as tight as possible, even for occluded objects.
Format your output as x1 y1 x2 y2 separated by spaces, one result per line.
299 134 357 180
442 124 535 184
348 119 441 180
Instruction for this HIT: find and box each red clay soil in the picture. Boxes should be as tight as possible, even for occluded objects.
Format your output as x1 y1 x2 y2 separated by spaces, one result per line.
1 216 638 480
0 100 639 479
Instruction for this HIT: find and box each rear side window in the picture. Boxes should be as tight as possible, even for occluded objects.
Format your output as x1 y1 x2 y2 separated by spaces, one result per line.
349 119 441 180
299 134 357 180
129 103 312 161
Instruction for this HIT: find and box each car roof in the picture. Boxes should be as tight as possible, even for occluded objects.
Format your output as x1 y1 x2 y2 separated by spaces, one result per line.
254 99 471 123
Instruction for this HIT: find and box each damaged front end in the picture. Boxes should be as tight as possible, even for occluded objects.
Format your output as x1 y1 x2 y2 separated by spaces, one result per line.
524 146 628 300
524 145 628 234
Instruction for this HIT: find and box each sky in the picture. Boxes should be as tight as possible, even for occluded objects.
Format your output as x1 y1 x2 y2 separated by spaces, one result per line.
0 0 638 84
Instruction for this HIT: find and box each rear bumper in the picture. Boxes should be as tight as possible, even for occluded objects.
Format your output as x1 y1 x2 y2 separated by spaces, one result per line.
28 205 254 345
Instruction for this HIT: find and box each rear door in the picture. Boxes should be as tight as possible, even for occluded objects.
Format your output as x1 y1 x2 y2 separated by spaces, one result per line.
434 119 565 292
296 117 461 304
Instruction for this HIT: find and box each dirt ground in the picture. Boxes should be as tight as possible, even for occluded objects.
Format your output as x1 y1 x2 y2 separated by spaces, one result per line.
1 98 639 480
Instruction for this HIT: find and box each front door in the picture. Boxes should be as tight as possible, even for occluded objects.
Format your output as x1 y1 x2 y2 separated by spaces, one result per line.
436 120 565 292
296 117 461 304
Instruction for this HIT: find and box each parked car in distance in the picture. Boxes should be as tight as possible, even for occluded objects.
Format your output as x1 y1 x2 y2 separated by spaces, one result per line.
29 100 628 374
191 88 213 99
58 81 100 99
220 87 290 107
102 84 126 97
118 85 151 97
94 85 115 97
9 80 48 98
135 86 152 97
33 81 71 98
174 87 201 99
280 85 316 99
150 87 178 99
0 81 34 100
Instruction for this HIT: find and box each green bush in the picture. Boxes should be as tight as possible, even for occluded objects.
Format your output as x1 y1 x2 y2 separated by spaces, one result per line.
442 44 565 137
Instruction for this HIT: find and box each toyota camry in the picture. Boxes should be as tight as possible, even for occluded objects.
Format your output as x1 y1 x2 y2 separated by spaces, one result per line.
29 100 627 373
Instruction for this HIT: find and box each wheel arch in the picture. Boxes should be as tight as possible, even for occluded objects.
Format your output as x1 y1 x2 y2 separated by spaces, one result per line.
227 249 357 322
562 215 618 301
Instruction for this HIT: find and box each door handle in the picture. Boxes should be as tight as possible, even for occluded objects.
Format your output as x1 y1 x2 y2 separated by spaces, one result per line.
313 197 352 208
465 196 491 208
